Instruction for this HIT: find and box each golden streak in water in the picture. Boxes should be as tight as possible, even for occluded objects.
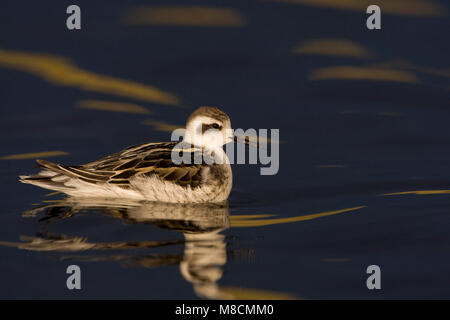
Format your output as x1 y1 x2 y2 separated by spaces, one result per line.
383 190 450 196
78 100 151 114
0 236 176 252
371 60 450 79
269 0 445 16
310 66 420 83
220 286 298 300
0 151 69 160
142 119 183 132
124 6 246 27
294 39 372 58
230 206 365 227
0 49 180 105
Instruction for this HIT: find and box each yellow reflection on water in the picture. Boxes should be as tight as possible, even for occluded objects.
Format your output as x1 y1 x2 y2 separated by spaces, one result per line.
310 66 420 83
78 100 151 114
0 49 180 105
269 0 445 16
294 39 373 58
370 60 450 79
230 206 364 227
1 151 69 160
383 190 450 196
124 6 246 27
219 286 298 300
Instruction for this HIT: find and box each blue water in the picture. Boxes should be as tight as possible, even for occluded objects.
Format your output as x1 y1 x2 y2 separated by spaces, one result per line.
0 0 449 299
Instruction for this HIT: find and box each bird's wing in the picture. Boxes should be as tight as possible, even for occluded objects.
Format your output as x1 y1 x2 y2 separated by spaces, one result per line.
37 142 206 188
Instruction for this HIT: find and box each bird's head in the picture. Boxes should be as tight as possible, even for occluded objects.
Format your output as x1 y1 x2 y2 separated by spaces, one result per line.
184 106 233 149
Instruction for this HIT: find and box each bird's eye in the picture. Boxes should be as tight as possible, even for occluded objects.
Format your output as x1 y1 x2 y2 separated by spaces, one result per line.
201 123 222 133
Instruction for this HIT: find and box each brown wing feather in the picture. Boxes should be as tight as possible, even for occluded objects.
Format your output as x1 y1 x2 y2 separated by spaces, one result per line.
37 142 205 188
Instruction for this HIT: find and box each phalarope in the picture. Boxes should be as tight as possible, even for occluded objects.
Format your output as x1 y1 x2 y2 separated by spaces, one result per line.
20 107 247 203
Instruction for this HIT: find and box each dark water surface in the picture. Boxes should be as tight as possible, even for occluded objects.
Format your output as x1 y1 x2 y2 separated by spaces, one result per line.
0 0 449 299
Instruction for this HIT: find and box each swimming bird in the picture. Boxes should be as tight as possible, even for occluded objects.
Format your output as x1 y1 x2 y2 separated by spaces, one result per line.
20 107 247 203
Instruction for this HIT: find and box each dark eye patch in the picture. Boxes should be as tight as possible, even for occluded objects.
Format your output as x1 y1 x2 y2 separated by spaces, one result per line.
202 123 222 133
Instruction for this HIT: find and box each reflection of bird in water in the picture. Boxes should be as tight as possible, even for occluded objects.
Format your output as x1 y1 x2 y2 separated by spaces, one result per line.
20 106 250 203
181 232 227 299
1 197 232 299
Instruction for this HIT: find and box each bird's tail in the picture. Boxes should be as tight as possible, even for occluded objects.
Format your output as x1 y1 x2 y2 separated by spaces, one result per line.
19 159 74 192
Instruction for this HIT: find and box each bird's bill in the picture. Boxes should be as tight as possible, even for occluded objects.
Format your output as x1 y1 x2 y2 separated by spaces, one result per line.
232 135 248 145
